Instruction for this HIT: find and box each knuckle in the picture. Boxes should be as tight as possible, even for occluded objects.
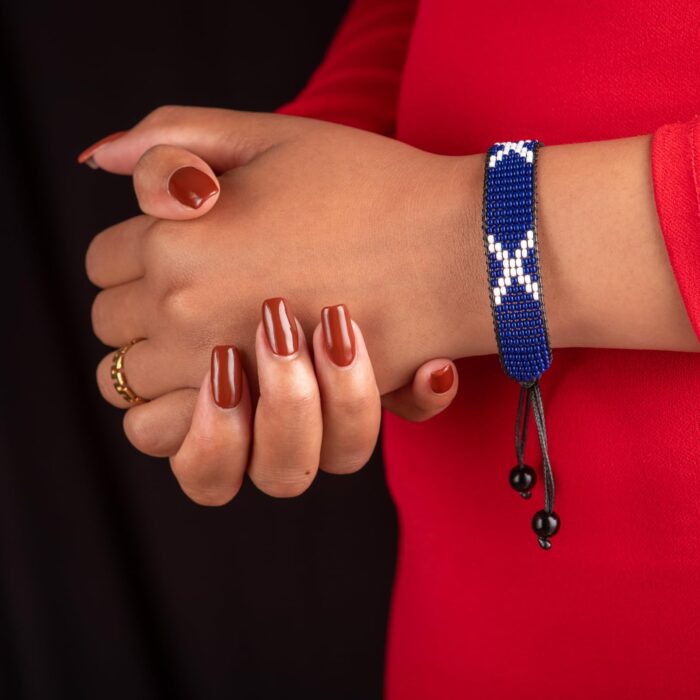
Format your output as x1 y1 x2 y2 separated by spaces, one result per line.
142 104 187 127
90 291 112 344
123 410 169 457
170 440 243 506
159 287 198 329
141 220 171 261
271 382 319 413
85 235 105 286
327 388 379 422
141 221 191 287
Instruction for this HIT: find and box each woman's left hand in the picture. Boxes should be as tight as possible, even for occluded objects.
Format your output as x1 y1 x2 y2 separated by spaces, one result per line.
152 298 458 504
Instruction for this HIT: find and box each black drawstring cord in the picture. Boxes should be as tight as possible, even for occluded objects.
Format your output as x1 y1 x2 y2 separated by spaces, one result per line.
510 386 536 499
515 386 530 476
509 381 560 549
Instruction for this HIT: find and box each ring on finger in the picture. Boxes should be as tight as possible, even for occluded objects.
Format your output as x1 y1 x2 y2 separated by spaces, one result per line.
111 339 148 405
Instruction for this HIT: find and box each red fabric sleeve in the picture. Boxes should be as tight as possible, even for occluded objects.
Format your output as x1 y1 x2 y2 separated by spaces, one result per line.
277 0 418 135
652 116 700 341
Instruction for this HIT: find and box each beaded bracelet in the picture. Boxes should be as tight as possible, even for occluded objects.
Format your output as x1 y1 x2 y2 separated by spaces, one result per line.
481 140 560 549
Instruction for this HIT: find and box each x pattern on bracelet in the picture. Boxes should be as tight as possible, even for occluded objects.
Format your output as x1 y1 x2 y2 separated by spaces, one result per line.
487 231 539 305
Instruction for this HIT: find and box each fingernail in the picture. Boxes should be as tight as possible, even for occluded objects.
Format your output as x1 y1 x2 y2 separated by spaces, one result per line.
168 166 219 209
77 130 128 168
262 297 299 356
211 345 243 408
321 304 356 367
430 364 454 394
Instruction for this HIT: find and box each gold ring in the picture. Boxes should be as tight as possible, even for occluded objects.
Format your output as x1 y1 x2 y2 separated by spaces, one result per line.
111 339 147 405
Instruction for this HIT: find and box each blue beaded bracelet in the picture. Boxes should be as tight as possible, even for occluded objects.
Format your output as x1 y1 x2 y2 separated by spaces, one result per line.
481 140 560 549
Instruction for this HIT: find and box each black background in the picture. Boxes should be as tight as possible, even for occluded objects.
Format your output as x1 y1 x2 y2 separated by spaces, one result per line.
0 2 398 698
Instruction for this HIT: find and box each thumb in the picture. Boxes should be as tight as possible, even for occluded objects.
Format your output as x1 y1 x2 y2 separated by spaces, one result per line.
77 105 298 175
381 359 458 422
132 144 221 220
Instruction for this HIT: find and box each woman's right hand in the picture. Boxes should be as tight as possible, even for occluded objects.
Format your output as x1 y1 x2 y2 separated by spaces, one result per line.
158 298 458 505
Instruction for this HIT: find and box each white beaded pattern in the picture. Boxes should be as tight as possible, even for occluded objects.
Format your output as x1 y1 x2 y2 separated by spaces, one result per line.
487 232 539 305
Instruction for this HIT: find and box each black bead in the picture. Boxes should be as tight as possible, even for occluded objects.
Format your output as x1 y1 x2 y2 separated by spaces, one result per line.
509 464 536 498
532 510 560 550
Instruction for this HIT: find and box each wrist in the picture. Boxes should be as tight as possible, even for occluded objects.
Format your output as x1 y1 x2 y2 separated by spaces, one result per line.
437 152 498 360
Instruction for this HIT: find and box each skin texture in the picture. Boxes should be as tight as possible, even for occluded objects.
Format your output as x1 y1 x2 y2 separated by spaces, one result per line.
83 107 699 501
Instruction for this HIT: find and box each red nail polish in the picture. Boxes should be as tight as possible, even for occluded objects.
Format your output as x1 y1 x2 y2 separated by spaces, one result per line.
430 364 454 394
262 298 299 356
77 130 127 167
211 345 243 408
321 304 356 367
168 167 219 209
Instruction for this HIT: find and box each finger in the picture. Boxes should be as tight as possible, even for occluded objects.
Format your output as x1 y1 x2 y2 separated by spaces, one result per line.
91 279 152 348
381 359 458 422
248 298 322 498
123 388 198 457
96 340 204 409
312 304 380 474
85 215 151 289
170 346 252 506
79 106 301 175
133 145 220 220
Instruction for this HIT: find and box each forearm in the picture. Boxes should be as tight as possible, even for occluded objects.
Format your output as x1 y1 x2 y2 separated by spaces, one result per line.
455 135 700 358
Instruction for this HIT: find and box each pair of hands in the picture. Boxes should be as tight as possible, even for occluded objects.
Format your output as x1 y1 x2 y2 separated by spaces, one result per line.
84 107 480 504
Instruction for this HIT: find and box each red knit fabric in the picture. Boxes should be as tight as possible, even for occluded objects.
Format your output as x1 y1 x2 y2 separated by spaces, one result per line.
284 1 700 697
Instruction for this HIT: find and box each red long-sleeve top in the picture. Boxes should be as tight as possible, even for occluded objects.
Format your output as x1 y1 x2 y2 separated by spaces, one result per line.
282 1 700 697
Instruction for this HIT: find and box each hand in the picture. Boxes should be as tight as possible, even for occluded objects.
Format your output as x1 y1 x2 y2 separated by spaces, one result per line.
146 298 458 504
84 107 486 455
85 106 487 387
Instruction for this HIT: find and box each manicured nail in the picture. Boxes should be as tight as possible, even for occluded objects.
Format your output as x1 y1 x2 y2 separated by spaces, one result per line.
430 364 454 394
77 130 127 168
211 345 243 408
168 166 219 209
321 304 356 367
262 298 299 356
